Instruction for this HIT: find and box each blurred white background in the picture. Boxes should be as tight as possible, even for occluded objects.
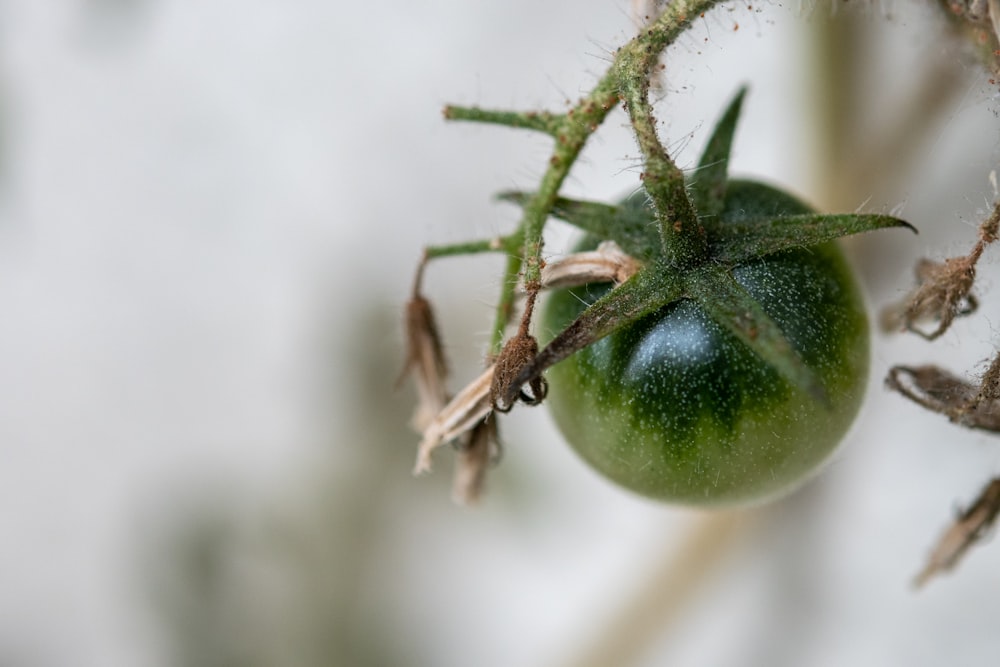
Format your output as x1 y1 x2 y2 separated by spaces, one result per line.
2 1 1000 666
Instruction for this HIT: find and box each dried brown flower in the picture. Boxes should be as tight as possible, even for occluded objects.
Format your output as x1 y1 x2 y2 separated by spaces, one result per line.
886 359 1000 432
880 256 978 341
408 244 635 497
881 201 999 340
451 417 501 505
914 478 1000 588
490 288 548 413
490 331 547 412
399 292 451 430
414 365 494 475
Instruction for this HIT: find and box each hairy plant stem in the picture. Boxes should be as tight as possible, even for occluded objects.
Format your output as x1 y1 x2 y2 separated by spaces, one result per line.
446 0 722 351
443 106 563 136
424 235 517 261
491 250 524 354
617 53 705 268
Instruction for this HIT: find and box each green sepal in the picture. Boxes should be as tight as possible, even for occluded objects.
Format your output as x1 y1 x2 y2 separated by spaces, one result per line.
501 262 684 406
690 87 746 219
710 212 916 265
685 266 826 403
497 88 915 409
497 190 662 261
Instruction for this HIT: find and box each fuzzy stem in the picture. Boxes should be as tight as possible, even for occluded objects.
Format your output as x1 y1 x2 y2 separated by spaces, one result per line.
478 78 623 351
490 250 524 355
615 1 719 267
443 106 563 136
424 235 517 261
452 0 724 350
513 0 722 323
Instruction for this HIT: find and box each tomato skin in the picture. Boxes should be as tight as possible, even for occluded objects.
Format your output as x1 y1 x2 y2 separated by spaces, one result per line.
542 182 870 506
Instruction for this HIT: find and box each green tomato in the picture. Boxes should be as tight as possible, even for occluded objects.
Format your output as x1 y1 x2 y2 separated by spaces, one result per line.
542 181 870 506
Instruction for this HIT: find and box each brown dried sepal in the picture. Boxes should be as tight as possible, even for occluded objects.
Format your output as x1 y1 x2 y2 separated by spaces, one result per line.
414 365 494 475
886 359 1000 431
451 417 501 505
399 290 451 431
880 256 979 341
539 241 640 290
881 201 999 340
914 477 1000 588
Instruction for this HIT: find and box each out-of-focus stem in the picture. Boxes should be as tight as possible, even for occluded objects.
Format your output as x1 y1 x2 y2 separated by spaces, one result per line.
806 0 864 212
562 511 746 667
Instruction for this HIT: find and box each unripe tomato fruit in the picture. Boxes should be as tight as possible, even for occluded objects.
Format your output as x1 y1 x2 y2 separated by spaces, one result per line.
542 181 870 506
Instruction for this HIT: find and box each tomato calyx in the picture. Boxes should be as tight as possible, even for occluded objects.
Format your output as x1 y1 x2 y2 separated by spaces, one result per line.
499 88 916 408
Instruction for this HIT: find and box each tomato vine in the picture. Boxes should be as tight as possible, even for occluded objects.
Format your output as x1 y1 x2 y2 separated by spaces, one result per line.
400 0 920 507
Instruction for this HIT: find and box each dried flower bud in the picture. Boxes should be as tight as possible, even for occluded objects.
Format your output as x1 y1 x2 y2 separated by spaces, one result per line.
490 331 548 412
451 418 501 505
914 478 1000 588
414 365 494 475
882 202 999 340
880 256 978 341
399 293 451 430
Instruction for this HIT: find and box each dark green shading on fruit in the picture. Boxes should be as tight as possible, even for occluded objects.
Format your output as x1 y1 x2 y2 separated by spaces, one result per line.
543 181 869 505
